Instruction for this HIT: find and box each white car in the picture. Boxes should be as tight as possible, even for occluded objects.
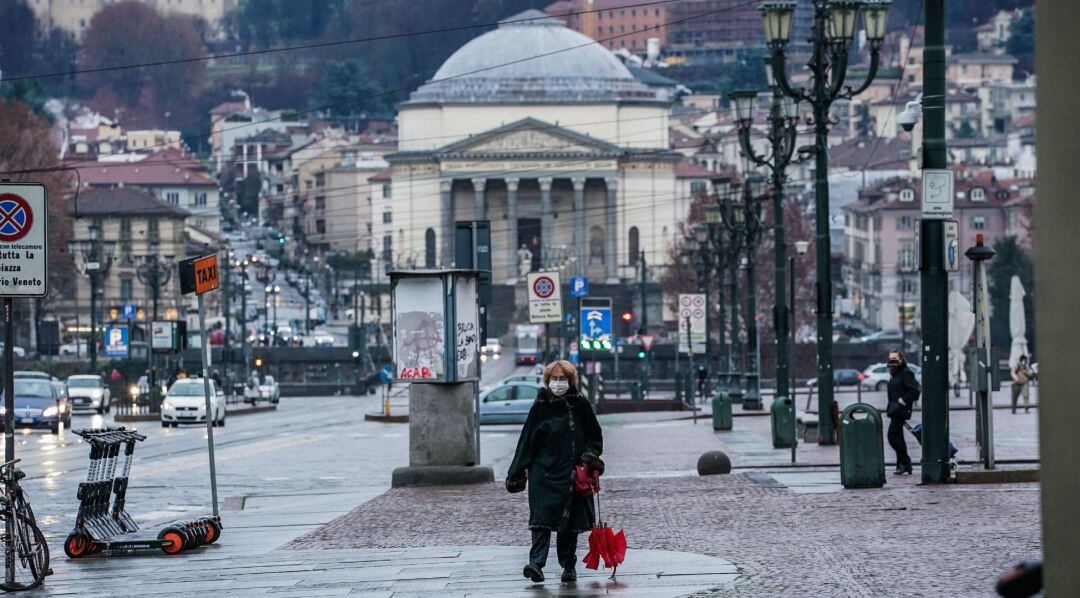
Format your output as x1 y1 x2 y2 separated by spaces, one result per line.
59 341 87 356
0 344 26 357
160 379 226 428
311 331 335 347
860 363 922 391
258 375 280 404
66 374 111 413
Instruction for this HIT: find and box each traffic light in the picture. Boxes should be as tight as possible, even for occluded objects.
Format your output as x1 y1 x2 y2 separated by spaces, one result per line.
278 235 286 246
621 311 633 322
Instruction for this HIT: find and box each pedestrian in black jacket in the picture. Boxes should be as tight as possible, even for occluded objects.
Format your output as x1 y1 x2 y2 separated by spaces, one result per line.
505 360 604 585
886 350 920 475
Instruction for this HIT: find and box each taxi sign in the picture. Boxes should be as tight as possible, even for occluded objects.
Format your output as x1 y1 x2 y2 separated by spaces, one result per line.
179 254 220 295
0 183 47 297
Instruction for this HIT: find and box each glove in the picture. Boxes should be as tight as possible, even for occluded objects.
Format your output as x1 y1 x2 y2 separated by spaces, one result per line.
505 476 526 493
582 452 605 475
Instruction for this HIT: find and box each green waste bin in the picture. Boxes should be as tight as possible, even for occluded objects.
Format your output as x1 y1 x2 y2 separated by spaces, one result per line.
770 396 795 448
630 381 643 402
840 403 885 489
712 392 732 431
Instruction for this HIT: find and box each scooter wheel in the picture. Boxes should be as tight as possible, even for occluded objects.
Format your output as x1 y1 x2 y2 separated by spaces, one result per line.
203 518 222 544
64 531 92 558
158 528 185 554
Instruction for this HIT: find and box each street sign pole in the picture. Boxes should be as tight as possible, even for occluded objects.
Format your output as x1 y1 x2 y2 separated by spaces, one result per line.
4 298 14 586
197 292 219 517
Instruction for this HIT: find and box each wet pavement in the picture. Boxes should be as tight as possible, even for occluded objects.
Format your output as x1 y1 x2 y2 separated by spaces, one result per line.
11 389 1042 596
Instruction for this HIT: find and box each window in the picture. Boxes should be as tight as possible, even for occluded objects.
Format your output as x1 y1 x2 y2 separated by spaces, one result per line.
147 218 160 241
382 234 392 262
195 192 207 207
120 278 133 301
628 227 640 264
972 216 987 230
166 192 180 205
315 220 326 234
120 242 132 265
423 226 436 266
899 242 916 271
486 387 512 403
690 181 706 195
517 385 539 401
382 184 391 199
970 187 986 202
899 189 915 202
897 215 913 230
1007 211 1019 230
382 212 392 224
120 217 132 238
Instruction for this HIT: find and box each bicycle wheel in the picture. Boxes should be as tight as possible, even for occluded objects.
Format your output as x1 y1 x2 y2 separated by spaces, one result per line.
0 513 50 591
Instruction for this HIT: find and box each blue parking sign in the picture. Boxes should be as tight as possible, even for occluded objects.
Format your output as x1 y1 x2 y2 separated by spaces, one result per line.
104 324 129 358
121 303 137 320
569 276 588 298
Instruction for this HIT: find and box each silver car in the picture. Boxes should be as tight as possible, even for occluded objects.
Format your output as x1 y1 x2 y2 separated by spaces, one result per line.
478 381 541 425
66 374 112 413
861 363 922 391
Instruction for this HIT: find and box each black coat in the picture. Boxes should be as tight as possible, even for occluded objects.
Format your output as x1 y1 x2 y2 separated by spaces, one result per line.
886 366 921 420
507 387 603 532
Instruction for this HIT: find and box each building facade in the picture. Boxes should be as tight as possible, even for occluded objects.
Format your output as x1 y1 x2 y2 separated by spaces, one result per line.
387 10 683 284
28 0 236 39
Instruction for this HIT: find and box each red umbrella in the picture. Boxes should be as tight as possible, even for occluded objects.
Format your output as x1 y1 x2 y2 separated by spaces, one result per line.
582 485 626 578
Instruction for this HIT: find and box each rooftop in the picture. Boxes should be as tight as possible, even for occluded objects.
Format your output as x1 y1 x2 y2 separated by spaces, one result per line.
70 187 191 218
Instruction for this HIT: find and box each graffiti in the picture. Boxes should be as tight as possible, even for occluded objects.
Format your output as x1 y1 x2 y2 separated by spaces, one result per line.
396 310 445 378
456 321 477 374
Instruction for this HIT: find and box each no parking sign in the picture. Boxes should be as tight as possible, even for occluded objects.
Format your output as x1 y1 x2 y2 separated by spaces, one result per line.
527 271 562 324
0 183 47 297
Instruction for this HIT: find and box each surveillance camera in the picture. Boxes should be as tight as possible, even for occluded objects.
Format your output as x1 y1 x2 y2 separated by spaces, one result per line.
898 94 922 133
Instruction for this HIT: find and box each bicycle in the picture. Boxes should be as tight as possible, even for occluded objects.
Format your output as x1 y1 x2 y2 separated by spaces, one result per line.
0 459 49 591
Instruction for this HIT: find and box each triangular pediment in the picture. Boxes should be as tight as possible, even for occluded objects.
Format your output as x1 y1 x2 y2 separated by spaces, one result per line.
437 118 622 156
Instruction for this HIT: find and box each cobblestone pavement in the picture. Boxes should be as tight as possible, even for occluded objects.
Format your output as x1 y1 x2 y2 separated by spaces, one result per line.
288 405 1043 597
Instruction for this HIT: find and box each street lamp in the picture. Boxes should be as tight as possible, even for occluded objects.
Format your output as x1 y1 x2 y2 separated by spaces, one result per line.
732 82 806 407
67 225 117 372
135 247 173 411
762 0 891 444
703 177 741 395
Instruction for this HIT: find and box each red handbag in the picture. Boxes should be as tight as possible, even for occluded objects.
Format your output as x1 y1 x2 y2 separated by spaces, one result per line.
573 465 600 496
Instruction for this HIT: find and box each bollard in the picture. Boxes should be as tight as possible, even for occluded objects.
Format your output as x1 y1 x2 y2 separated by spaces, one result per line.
770 396 795 448
674 373 683 403
839 403 885 489
711 391 732 431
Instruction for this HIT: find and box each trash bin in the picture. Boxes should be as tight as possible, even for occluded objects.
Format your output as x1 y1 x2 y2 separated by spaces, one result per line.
712 391 732 431
770 396 795 448
630 381 643 402
839 403 885 489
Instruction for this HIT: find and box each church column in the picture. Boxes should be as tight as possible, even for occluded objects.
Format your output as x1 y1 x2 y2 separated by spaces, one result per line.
441 179 454 266
605 177 618 281
471 177 487 221
539 177 553 268
506 178 519 278
572 176 586 277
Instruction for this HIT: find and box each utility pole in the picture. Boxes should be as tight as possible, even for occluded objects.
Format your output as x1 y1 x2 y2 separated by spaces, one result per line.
919 0 951 484
637 250 647 332
240 259 249 385
222 254 231 399
304 272 311 334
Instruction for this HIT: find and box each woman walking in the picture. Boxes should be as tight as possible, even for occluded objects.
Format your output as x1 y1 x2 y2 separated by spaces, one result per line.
505 360 604 584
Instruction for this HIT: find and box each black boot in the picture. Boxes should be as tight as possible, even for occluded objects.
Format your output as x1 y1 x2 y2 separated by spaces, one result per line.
561 565 577 583
523 564 544 583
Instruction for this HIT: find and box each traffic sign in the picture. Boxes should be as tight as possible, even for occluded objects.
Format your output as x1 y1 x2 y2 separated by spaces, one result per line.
121 304 138 320
379 364 394 384
527 271 562 323
0 183 47 297
103 324 129 358
640 334 655 351
569 276 589 298
579 306 612 342
678 293 706 354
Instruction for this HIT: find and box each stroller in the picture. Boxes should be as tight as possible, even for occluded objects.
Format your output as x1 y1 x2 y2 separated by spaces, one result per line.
904 421 959 472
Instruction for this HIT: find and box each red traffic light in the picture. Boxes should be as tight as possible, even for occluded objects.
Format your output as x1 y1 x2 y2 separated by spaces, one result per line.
621 311 633 322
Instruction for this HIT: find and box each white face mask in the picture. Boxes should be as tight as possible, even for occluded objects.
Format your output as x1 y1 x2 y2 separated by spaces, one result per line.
548 379 569 396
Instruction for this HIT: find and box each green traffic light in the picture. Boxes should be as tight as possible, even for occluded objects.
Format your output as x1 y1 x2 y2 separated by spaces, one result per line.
637 351 646 359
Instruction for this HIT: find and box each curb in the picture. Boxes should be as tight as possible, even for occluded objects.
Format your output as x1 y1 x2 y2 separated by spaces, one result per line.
364 412 409 423
115 404 277 423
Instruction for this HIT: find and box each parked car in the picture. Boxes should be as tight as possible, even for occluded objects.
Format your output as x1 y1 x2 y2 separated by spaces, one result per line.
58 340 87 356
805 369 863 388
860 363 922 391
0 343 26 357
478 381 541 425
52 381 74 421
480 339 502 361
4 378 71 434
856 330 905 343
66 374 112 413
14 371 59 382
160 379 226 428
258 375 280 404
500 374 542 387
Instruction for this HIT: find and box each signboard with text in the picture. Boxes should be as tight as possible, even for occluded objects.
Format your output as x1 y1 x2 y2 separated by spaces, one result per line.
103 324 129 358
0 183 47 297
179 254 220 295
527 271 562 323
921 169 955 219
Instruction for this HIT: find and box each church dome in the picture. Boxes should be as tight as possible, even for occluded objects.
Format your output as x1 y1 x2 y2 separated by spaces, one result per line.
405 10 662 104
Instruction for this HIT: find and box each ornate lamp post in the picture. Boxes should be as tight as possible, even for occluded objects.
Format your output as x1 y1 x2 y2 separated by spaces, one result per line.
703 178 740 395
761 0 891 443
68 225 117 372
731 84 804 407
135 245 173 410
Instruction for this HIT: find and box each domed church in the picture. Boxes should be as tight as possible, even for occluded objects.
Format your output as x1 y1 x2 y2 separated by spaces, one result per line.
386 9 681 283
